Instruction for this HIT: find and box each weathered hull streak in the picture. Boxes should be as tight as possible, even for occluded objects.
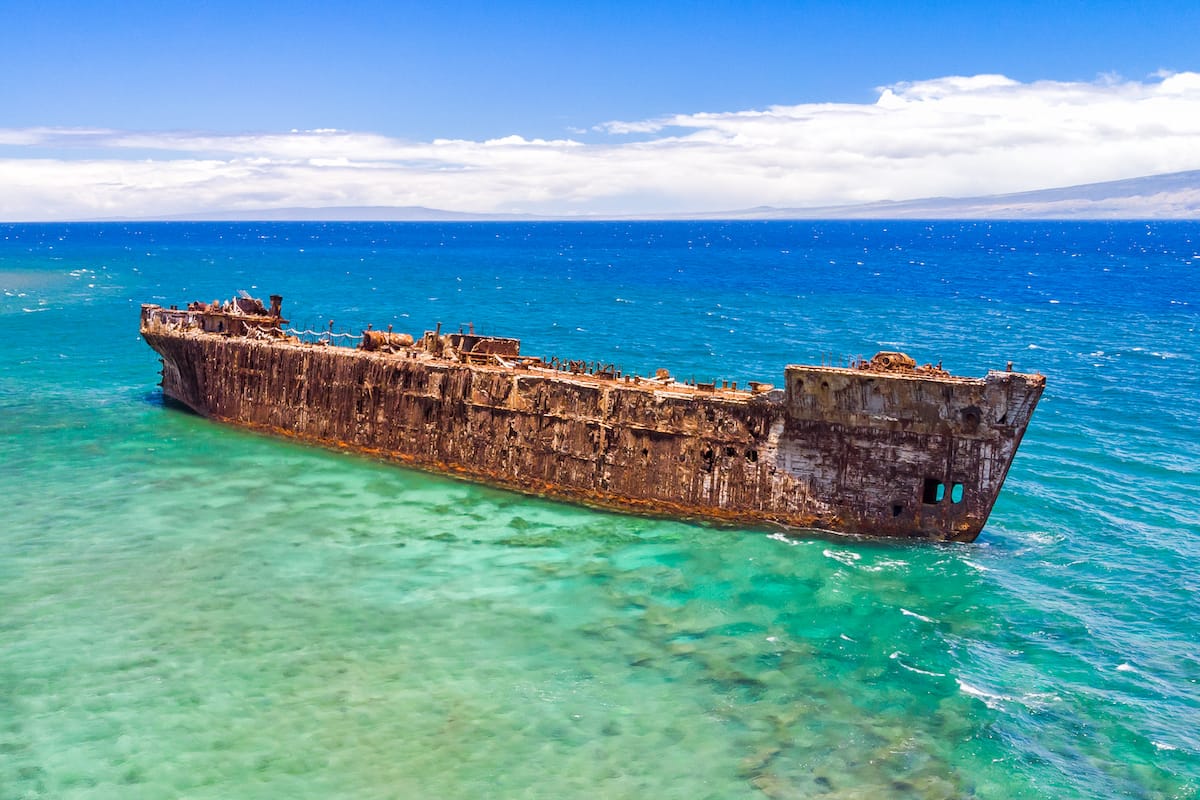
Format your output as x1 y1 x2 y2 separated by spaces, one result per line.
141 297 1043 542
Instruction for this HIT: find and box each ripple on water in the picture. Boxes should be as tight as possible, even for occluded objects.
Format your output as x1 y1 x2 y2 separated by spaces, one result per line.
2 220 1198 799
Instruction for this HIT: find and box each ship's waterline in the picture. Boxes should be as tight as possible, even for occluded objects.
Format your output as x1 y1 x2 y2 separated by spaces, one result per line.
140 294 1043 541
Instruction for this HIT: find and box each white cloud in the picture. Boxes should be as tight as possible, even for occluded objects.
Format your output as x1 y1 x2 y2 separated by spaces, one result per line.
2 72 1200 219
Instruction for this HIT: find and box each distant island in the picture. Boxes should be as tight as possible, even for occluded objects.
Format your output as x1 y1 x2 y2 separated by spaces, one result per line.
111 170 1200 222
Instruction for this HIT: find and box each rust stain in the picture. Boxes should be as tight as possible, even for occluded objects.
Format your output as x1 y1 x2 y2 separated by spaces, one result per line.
141 295 1044 542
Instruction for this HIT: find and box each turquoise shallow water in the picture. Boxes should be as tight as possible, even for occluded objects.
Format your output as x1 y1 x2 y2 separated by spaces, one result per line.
1 221 1198 798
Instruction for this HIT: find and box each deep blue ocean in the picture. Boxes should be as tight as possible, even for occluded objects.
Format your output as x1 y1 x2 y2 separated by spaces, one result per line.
1 221 1197 799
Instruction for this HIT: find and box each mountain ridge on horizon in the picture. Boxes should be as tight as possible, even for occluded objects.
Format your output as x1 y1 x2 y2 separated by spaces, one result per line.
88 169 1200 223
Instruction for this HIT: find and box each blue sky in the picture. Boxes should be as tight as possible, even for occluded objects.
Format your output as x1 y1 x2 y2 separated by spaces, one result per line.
2 0 1199 218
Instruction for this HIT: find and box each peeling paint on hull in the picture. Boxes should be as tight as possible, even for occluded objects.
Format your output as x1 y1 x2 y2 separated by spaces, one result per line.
141 298 1044 542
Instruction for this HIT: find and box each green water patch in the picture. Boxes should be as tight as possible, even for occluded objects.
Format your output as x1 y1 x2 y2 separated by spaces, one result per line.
2 406 1191 798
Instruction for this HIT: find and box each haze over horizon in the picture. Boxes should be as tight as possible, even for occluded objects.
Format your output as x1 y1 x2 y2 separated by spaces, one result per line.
3 1 1200 221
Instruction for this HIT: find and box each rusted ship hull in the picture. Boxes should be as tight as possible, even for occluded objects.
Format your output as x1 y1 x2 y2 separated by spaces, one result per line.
140 298 1043 541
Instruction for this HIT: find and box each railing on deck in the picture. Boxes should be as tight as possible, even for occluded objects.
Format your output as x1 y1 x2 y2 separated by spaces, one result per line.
281 327 363 347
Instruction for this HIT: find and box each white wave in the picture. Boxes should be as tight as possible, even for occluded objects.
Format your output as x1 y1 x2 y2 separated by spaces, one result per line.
1022 529 1064 546
957 680 1012 710
1020 692 1062 710
901 608 935 623
1116 662 1137 673
888 650 944 675
823 548 861 566
900 662 946 677
862 557 909 573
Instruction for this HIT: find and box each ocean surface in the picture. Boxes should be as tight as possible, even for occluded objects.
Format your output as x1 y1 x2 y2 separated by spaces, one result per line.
1 221 1197 799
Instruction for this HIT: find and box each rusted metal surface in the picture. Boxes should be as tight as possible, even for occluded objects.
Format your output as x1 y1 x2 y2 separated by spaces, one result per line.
361 330 415 351
140 295 1045 541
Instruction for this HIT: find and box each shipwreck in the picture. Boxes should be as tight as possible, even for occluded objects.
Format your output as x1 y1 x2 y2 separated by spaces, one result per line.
140 293 1044 542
